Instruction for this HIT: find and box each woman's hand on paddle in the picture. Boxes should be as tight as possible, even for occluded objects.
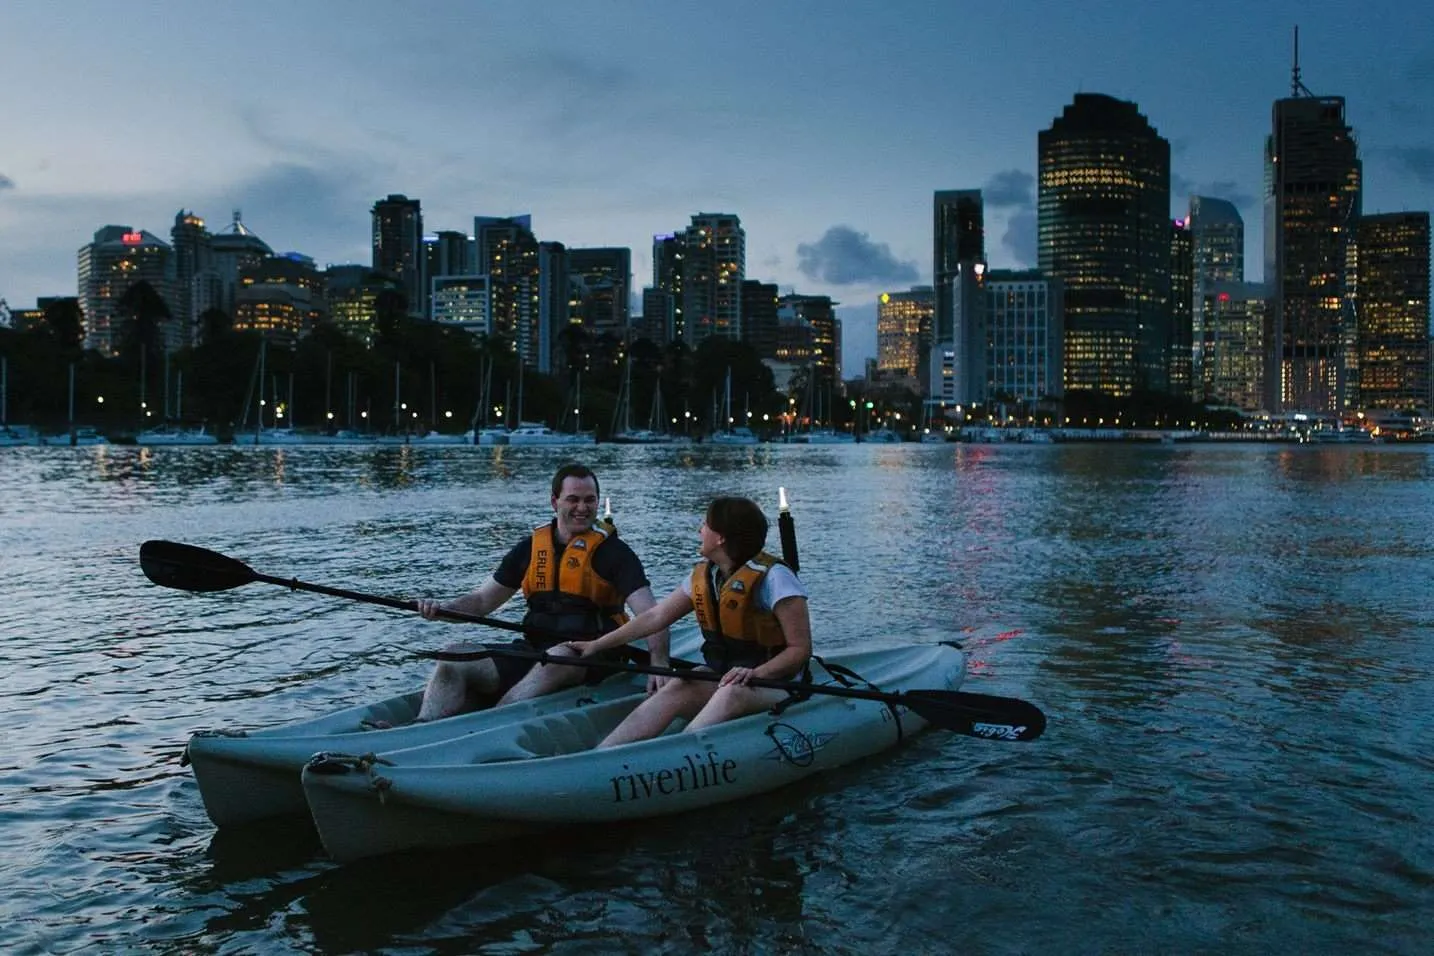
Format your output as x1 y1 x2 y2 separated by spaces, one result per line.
416 599 446 620
565 639 601 657
719 666 756 687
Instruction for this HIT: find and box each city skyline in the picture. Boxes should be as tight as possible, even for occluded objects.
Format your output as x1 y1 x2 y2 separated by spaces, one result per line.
2 1 1431 375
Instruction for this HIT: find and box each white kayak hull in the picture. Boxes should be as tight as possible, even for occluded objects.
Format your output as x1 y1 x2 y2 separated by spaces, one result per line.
302 643 965 862
187 629 698 828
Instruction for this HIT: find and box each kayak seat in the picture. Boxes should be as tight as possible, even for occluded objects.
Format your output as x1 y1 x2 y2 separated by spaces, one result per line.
511 712 600 757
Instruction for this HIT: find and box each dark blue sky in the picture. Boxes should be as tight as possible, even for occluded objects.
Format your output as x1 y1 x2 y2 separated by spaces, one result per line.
2 0 1430 372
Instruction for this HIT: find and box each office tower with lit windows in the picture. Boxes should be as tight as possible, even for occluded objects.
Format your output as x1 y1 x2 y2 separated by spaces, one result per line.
1353 212 1429 410
1199 282 1269 411
422 230 475 319
474 215 541 366
209 211 273 321
877 286 934 386
76 225 176 356
652 233 685 342
372 194 424 318
675 213 744 344
170 210 217 347
431 275 492 338
983 271 1063 405
932 191 985 405
233 253 325 344
1263 55 1362 413
778 294 840 384
324 265 400 347
567 247 632 339
1039 93 1172 397
1188 196 1245 391
1170 219 1194 397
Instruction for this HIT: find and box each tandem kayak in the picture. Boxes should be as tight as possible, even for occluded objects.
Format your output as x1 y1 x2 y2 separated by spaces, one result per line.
186 627 701 828
301 643 967 862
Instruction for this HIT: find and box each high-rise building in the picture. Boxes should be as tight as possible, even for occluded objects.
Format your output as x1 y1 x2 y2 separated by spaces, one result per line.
639 287 675 345
431 275 491 338
652 233 685 342
984 271 1064 404
1170 219 1194 398
1353 212 1430 410
537 241 569 374
1198 282 1269 411
1188 196 1246 393
209 211 273 321
1039 93 1172 396
779 294 840 384
475 215 540 366
1263 52 1362 413
169 210 216 348
680 213 745 344
740 280 781 360
76 225 176 356
423 230 475 321
234 253 326 344
568 247 632 338
372 194 424 318
324 265 400 347
876 286 934 387
932 191 985 405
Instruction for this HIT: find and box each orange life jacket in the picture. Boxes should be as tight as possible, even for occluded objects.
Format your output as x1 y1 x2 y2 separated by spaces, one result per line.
690 552 787 668
521 524 628 643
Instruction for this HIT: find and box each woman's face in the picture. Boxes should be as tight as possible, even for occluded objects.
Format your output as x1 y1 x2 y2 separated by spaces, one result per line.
698 517 725 561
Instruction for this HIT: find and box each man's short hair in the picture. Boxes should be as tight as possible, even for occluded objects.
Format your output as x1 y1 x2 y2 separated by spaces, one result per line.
551 463 599 498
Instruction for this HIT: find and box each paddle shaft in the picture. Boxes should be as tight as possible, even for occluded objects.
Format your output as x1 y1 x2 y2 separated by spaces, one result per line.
423 643 1045 740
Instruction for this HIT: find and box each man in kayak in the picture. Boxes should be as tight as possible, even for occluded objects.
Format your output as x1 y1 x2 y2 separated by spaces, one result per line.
566 495 811 746
414 463 669 720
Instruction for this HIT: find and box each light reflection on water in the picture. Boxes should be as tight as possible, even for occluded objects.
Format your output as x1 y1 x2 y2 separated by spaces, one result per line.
1 442 1432 954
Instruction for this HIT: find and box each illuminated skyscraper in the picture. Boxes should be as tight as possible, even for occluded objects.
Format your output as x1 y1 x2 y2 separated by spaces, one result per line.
1263 45 1361 413
76 225 176 356
568 247 632 338
170 210 215 347
474 215 540 367
983 271 1063 404
1353 212 1429 410
932 191 984 405
1199 282 1269 411
372 194 425 318
1188 197 1245 393
876 286 934 385
1039 93 1171 396
1170 219 1194 397
681 213 745 344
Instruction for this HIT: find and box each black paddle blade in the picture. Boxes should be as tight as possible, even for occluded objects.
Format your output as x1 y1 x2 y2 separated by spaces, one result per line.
139 540 257 593
901 690 1047 742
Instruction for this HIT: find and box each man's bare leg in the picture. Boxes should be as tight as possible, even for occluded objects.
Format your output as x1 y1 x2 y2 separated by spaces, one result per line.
417 647 501 721
496 644 588 706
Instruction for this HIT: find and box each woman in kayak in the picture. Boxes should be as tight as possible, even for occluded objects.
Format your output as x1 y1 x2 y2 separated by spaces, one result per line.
567 495 812 747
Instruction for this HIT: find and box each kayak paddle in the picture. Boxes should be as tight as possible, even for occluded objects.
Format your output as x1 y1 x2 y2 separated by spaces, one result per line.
140 539 556 641
422 643 1046 741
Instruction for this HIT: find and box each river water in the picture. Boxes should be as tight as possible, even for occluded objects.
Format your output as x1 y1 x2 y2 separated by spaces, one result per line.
1 442 1430 954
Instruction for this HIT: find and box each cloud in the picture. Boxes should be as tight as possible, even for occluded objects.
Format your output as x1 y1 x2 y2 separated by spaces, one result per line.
1385 146 1434 185
1001 211 1037 267
0 174 14 191
983 169 1034 210
796 226 919 286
